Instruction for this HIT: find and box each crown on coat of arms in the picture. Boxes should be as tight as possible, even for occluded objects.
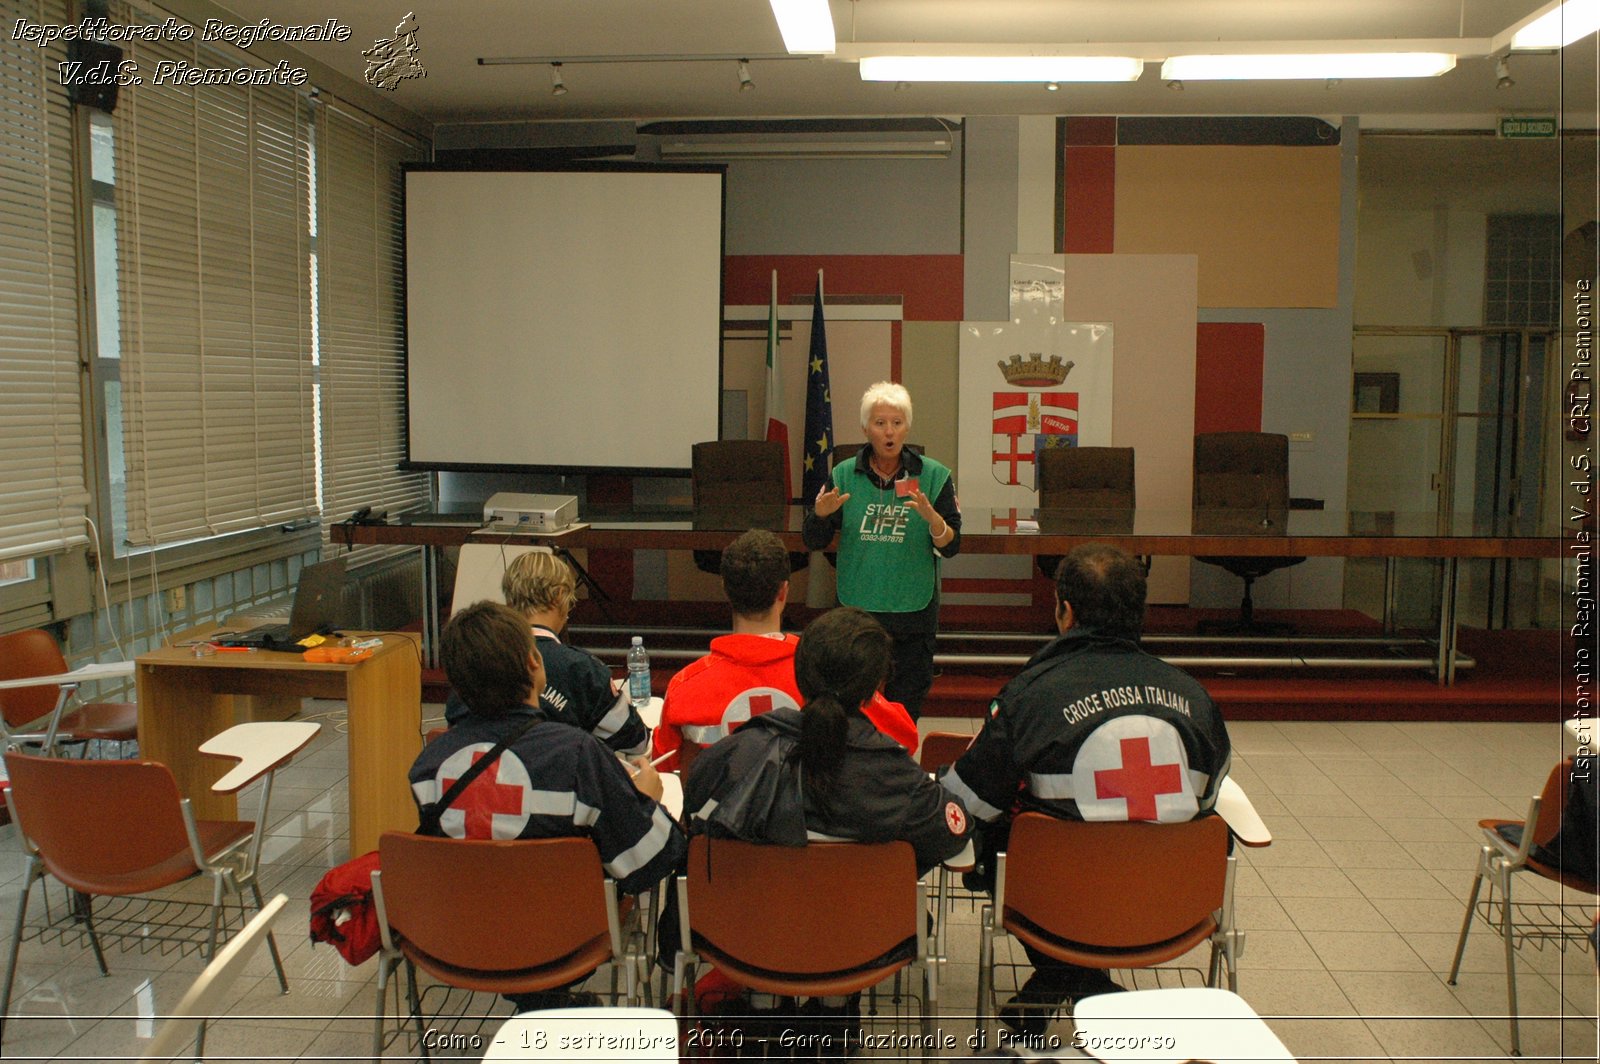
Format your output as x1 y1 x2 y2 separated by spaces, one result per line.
997 354 1073 387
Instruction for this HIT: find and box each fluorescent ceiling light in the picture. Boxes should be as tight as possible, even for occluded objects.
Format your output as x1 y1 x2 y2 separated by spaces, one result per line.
768 0 835 54
1508 0 1600 49
859 55 1144 83
1161 52 1456 80
660 139 952 160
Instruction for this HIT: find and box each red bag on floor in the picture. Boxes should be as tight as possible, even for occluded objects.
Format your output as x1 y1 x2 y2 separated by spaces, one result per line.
308 850 382 965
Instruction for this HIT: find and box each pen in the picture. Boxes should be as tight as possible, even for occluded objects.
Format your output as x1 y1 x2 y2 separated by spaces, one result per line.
626 749 676 775
213 646 255 653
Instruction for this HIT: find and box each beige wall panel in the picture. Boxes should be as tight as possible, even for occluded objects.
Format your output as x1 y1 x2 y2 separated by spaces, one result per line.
1062 254 1199 603
900 320 961 482
1114 145 1341 309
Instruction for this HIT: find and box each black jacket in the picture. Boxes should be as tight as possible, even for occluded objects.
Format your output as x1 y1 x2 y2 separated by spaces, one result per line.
684 707 971 875
943 627 1231 825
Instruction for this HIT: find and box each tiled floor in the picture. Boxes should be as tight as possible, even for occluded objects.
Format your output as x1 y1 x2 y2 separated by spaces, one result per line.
1 708 1596 1061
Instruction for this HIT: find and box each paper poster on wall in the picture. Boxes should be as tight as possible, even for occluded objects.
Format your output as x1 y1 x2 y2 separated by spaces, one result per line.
957 257 1113 510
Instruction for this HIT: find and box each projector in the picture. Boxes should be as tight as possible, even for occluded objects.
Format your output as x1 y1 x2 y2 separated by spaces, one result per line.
482 493 579 532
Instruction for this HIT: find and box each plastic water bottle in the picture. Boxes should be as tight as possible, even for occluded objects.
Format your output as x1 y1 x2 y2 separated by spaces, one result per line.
627 636 652 708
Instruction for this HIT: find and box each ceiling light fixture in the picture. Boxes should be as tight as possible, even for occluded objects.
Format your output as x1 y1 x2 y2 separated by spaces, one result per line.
1160 52 1456 80
1496 56 1516 88
768 0 836 54
1505 0 1600 50
1166 78 1184 91
1046 81 1059 91
549 62 566 96
738 59 754 91
859 55 1143 83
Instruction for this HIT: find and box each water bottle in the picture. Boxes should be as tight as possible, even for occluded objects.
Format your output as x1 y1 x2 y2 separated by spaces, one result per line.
627 636 652 708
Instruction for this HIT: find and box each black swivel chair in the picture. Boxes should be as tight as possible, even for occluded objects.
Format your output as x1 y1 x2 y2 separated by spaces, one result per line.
1035 446 1136 579
690 440 798 575
1192 432 1305 635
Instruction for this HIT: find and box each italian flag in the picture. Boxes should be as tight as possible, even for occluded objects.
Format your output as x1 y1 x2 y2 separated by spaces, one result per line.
764 270 792 500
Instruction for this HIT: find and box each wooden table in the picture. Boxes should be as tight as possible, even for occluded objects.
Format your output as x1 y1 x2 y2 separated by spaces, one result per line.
136 630 421 855
346 506 1564 683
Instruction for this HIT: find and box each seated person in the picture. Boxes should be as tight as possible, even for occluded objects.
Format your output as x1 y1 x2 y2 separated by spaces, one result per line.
412 601 685 898
652 529 917 763
445 550 648 755
685 605 970 871
941 544 1232 1033
675 607 971 1035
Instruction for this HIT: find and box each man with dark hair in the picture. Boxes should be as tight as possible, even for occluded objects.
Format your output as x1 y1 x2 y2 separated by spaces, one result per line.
651 529 917 763
942 544 1231 1033
410 601 684 896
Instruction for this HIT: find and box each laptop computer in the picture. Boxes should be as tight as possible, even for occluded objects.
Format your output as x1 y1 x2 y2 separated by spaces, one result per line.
214 558 347 650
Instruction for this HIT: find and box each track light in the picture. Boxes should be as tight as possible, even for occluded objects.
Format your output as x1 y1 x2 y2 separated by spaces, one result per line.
1166 78 1184 91
738 58 753 91
1496 56 1515 89
550 62 567 96
1046 81 1059 91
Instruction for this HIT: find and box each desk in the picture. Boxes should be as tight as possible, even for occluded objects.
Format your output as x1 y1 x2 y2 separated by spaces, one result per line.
136 631 421 855
349 506 1563 682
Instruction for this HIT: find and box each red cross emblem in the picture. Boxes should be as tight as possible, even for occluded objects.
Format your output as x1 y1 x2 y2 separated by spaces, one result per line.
991 434 1035 485
944 801 967 835
1093 737 1184 822
747 693 773 716
440 751 526 838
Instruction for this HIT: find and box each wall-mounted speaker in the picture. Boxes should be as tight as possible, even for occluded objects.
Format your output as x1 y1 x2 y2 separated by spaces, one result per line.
64 39 123 114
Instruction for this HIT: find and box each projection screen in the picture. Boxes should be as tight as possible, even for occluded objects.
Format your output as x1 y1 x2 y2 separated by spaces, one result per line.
403 166 725 473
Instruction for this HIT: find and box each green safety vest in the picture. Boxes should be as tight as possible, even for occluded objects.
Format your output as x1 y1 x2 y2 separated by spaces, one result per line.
831 455 952 614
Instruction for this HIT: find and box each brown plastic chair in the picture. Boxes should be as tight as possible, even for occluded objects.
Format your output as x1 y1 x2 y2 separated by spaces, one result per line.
917 731 974 774
975 814 1239 1039
0 753 287 1048
671 837 933 1037
0 629 137 754
1192 432 1305 634
370 832 634 1060
1448 758 1598 1055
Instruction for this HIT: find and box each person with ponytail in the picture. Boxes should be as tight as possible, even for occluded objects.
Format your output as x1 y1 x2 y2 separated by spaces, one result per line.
683 606 971 875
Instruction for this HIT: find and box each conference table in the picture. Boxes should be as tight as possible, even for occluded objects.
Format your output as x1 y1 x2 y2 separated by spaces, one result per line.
135 628 422 855
343 505 1563 684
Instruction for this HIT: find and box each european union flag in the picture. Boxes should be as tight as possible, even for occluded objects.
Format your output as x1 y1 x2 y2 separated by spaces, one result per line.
801 274 833 502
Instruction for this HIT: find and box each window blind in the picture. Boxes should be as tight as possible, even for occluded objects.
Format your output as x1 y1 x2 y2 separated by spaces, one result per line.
0 0 89 563
317 103 429 565
114 7 316 547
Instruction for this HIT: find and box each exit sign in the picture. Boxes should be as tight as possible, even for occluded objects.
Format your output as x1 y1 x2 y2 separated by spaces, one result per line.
1499 117 1557 138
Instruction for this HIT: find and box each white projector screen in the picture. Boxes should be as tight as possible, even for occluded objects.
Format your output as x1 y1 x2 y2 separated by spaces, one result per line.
404 166 725 473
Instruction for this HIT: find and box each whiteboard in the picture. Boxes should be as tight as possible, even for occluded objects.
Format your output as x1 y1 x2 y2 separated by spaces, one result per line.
404 167 725 473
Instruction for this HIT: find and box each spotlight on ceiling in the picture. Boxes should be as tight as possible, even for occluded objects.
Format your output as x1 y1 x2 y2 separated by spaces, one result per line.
738 58 754 91
1496 56 1515 89
1046 81 1059 91
550 62 567 96
1166 78 1185 91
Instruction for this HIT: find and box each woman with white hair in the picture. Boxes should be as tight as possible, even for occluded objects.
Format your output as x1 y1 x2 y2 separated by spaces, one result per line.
801 381 961 718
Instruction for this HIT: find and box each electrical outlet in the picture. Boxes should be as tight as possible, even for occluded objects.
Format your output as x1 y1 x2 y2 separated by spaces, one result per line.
166 586 186 612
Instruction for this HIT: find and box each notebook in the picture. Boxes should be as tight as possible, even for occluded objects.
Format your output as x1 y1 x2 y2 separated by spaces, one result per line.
214 558 347 650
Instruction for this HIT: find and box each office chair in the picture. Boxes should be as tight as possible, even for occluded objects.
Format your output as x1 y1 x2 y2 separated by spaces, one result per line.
1192 432 1305 635
1034 446 1137 578
690 440 793 575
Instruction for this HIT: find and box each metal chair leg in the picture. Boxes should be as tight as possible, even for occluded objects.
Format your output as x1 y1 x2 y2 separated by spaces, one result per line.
73 892 108 976
204 876 226 962
1498 870 1522 1056
371 954 393 1060
975 906 995 1050
1448 849 1489 984
250 882 288 994
405 958 430 1061
0 870 39 1045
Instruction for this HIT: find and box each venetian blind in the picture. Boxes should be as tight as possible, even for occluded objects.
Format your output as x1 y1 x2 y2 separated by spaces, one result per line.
317 102 429 564
114 7 316 547
0 0 89 562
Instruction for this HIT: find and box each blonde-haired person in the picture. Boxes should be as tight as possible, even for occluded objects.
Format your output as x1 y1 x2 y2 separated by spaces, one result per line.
441 550 648 754
802 381 961 718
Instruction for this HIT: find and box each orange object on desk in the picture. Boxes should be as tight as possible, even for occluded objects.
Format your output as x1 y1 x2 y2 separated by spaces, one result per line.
302 646 375 664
